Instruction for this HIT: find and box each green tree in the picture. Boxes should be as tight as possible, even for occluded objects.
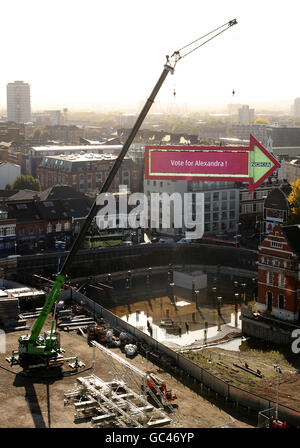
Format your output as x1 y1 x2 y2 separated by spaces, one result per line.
10 175 41 192
287 179 300 224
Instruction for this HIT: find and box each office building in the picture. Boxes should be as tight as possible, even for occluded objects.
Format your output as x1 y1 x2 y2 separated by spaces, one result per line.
7 81 31 123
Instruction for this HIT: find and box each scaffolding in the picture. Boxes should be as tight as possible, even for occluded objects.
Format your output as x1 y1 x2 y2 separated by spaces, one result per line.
64 374 172 428
91 340 178 419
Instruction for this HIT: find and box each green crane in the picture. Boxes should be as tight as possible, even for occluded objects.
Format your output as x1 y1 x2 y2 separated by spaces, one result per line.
10 19 237 372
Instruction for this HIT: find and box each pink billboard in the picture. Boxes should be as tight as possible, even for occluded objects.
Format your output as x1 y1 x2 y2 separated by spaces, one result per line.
145 145 249 181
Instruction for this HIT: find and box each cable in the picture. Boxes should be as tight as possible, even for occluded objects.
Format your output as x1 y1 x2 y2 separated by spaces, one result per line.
178 26 236 60
176 19 233 53
0 363 18 375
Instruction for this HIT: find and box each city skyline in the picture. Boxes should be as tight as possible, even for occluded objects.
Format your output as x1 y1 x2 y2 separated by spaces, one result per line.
1 1 300 113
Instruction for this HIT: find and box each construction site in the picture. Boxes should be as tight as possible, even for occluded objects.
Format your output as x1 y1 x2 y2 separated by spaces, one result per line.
1 17 299 431
0 304 253 429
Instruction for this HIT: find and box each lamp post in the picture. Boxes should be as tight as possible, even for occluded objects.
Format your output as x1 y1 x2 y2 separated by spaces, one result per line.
217 296 222 315
125 270 132 289
195 289 199 308
274 364 282 421
234 293 239 327
55 240 66 273
252 277 257 301
241 283 247 304
235 222 242 247
212 286 217 308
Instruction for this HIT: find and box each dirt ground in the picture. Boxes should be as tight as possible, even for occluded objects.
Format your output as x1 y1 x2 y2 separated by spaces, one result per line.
184 344 300 411
0 317 253 429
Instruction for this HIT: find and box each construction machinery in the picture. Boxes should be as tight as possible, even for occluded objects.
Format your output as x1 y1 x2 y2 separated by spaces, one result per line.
145 373 177 403
8 19 237 373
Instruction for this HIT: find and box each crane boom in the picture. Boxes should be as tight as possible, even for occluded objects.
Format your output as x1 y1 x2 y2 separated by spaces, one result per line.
22 18 237 360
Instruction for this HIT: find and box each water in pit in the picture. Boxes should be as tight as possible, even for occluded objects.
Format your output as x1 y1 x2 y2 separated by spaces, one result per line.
109 296 250 351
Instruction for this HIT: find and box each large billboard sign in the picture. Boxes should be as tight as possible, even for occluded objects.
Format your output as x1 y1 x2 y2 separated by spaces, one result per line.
145 134 280 193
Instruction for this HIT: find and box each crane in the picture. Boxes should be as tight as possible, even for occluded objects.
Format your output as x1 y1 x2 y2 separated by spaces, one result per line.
9 18 237 373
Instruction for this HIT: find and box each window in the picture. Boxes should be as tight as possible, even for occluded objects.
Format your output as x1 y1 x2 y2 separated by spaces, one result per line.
204 193 211 203
256 203 263 213
16 204 27 210
56 222 62 232
278 273 285 288
267 271 273 285
47 223 52 233
204 213 210 223
273 259 280 267
64 222 70 231
6 226 15 236
87 173 92 189
278 294 285 309
271 241 283 249
242 204 253 214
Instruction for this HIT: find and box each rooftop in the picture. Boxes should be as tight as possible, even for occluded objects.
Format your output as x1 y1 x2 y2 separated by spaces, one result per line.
30 144 122 154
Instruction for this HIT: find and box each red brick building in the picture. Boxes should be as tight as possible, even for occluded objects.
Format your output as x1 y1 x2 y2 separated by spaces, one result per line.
257 223 300 322
37 153 140 194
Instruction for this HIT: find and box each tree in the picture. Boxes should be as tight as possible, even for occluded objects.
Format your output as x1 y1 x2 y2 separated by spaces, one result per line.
10 175 41 192
253 118 270 125
287 179 300 224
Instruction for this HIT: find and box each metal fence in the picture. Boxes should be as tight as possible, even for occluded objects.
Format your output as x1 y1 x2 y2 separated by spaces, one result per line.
69 289 300 427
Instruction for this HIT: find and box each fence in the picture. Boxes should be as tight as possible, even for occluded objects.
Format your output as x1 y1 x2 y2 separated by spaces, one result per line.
67 289 300 427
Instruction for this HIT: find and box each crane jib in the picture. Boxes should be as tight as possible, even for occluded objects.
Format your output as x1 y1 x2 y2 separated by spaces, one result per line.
25 18 238 345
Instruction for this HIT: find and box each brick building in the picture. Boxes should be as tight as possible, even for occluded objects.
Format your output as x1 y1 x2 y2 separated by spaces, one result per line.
5 186 92 252
257 224 300 322
0 206 16 255
37 153 140 194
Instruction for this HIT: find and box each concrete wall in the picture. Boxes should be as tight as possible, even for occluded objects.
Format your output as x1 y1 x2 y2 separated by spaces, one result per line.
242 315 292 345
173 270 207 290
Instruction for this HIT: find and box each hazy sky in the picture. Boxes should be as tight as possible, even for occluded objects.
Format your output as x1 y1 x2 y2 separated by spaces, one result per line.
2 0 300 112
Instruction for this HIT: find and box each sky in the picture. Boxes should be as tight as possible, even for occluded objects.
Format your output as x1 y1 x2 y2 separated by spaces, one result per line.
1 0 300 113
